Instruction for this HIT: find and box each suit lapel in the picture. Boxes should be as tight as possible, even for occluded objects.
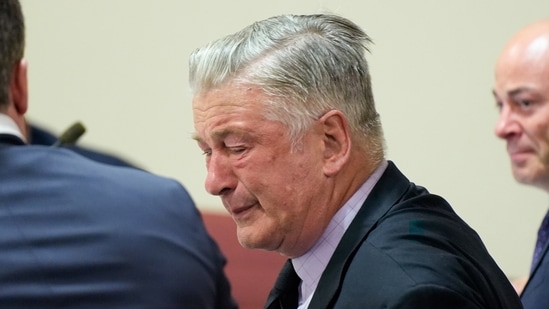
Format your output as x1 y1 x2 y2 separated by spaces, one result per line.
523 238 549 294
264 259 301 309
0 133 25 146
308 161 411 308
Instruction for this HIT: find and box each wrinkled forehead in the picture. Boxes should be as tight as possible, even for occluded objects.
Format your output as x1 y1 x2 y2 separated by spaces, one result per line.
192 83 271 131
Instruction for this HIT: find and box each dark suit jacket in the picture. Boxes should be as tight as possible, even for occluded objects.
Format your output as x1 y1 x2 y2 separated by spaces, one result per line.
0 135 237 309
521 240 549 308
28 124 138 168
266 161 522 309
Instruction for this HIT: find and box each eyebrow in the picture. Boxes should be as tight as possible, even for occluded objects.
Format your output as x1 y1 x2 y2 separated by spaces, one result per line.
492 87 538 99
192 128 247 143
191 132 202 142
509 87 534 96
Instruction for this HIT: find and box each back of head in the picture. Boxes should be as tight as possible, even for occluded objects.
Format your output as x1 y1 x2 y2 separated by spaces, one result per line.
0 0 24 110
189 14 384 160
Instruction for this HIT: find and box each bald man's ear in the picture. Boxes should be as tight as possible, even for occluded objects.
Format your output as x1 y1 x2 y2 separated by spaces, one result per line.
10 59 28 115
320 110 351 176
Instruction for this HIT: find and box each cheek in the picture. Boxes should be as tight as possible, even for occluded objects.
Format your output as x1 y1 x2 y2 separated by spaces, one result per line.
246 146 323 209
531 121 549 149
277 165 322 215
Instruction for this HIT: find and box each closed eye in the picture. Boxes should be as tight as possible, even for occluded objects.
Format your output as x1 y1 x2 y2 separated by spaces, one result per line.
227 146 247 154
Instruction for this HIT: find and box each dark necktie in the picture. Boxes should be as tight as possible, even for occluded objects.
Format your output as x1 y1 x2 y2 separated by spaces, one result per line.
532 209 549 271
264 260 301 309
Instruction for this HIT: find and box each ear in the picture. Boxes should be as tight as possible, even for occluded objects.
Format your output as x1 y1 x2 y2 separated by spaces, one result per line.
10 59 28 115
320 110 352 176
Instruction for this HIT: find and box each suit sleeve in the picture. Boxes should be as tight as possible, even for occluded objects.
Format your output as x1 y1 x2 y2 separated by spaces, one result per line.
391 284 484 309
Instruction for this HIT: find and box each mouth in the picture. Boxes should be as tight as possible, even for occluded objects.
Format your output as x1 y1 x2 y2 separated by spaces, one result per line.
508 147 534 164
226 203 258 221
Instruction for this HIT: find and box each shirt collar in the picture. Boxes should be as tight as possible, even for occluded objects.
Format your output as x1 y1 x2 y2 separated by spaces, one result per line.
292 160 388 306
0 114 26 142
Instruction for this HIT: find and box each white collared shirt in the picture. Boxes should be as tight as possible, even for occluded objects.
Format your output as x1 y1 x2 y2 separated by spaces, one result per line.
0 113 26 142
292 160 388 309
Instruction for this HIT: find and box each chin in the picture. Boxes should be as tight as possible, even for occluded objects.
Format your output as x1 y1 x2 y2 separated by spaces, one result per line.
513 169 549 189
237 226 265 248
513 173 535 186
237 227 279 252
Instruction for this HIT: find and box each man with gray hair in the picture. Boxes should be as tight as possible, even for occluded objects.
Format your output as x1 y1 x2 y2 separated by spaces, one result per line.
190 14 522 308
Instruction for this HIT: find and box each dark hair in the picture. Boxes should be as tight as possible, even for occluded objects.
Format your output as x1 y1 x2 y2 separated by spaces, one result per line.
0 0 24 109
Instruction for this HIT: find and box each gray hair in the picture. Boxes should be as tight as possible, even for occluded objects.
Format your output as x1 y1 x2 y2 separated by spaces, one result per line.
189 14 384 159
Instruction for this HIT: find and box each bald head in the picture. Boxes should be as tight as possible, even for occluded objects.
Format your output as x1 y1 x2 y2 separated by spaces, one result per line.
496 20 549 75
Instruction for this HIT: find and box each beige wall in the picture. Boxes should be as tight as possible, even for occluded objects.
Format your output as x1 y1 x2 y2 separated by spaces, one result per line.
20 0 549 279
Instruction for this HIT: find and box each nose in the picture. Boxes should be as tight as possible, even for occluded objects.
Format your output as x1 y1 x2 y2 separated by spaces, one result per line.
205 153 237 196
494 105 520 140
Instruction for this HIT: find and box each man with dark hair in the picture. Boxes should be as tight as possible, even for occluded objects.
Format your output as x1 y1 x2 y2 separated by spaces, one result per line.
0 1 236 308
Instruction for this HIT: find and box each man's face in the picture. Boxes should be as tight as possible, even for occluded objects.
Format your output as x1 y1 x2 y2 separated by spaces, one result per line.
494 34 549 191
192 83 331 257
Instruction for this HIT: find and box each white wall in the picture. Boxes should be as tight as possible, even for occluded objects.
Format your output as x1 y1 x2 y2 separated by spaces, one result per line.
20 0 549 279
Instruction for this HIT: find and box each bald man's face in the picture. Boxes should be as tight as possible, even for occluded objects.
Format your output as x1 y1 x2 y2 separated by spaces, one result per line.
494 28 549 191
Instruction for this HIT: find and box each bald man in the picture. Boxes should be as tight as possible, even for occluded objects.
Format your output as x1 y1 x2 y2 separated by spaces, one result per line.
494 19 549 309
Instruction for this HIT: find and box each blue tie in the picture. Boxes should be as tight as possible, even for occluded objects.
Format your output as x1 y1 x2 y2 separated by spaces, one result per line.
532 209 549 271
